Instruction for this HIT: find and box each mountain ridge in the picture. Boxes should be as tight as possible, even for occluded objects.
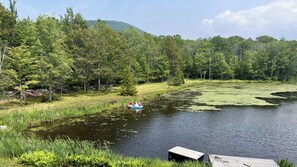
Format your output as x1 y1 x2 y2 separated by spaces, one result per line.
87 20 146 34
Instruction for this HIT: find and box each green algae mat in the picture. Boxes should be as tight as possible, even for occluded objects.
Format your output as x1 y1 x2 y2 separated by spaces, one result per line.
183 81 297 111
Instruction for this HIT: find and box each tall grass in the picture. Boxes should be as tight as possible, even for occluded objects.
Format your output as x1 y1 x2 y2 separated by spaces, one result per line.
0 131 208 166
0 157 23 167
0 131 97 157
278 159 296 167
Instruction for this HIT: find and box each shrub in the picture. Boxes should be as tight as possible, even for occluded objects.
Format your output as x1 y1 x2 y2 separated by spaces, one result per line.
19 150 58 167
278 159 296 167
41 94 61 102
112 160 145 167
120 67 137 96
66 154 111 167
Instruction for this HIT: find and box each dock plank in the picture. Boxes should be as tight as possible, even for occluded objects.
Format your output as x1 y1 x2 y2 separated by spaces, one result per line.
168 146 204 162
209 154 280 167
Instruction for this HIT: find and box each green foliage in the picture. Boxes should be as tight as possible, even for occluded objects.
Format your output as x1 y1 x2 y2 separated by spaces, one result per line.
88 20 146 34
9 0 18 19
0 2 16 44
162 36 184 86
19 151 58 167
2 1 297 99
277 159 296 167
34 15 72 101
0 157 23 167
2 2 297 98
5 45 39 101
0 3 297 165
0 3 16 96
66 154 111 167
41 94 61 102
120 67 137 96
112 159 145 167
60 7 88 33
0 69 17 97
256 35 277 43
0 130 208 167
172 161 210 167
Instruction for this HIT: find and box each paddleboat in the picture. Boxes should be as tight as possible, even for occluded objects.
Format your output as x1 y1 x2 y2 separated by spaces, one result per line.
127 102 143 109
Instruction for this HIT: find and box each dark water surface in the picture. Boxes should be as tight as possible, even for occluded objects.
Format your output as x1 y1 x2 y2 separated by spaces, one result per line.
32 90 297 163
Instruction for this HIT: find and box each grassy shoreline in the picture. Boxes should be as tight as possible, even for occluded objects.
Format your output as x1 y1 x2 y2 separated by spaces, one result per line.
0 80 208 167
0 80 296 166
0 80 202 131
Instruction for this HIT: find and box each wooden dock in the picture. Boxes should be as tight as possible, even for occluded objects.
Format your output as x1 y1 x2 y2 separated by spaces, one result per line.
168 146 204 162
209 154 280 167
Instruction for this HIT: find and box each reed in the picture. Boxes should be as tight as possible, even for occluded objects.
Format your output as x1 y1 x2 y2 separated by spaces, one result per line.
0 131 209 166
278 159 296 167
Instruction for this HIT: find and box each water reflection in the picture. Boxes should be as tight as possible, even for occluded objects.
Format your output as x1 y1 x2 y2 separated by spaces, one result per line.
128 109 143 114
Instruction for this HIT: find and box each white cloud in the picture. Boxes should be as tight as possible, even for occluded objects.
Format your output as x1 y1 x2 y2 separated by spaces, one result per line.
198 0 297 39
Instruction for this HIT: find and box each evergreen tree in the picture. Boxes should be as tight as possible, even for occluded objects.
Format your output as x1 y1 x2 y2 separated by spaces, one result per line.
121 28 147 83
9 0 17 18
60 8 88 91
120 67 137 96
95 24 131 90
34 15 72 101
6 45 39 102
0 2 17 97
162 36 184 86
0 2 16 74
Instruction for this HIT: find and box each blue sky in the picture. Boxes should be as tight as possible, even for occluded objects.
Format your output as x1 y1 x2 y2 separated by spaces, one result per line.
1 0 296 40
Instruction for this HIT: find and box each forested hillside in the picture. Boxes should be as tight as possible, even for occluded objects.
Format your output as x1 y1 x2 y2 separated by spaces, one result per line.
87 20 146 34
1 4 297 100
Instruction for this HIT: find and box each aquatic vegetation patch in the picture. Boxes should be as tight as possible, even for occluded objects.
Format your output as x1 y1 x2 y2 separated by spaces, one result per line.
162 81 297 112
188 105 221 112
190 82 297 110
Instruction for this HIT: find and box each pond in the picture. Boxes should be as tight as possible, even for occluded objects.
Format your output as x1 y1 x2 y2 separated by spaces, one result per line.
31 88 297 163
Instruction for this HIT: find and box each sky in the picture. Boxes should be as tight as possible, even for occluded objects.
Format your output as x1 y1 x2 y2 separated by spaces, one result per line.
1 0 297 40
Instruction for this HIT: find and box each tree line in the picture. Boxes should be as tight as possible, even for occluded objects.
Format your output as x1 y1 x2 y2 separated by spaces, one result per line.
1 2 297 100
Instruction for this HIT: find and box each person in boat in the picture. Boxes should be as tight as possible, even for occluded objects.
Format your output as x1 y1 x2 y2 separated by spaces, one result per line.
135 101 139 107
127 101 142 108
138 102 142 106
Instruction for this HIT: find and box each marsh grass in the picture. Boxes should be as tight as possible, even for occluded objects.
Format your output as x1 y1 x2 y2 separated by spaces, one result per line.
0 81 183 113
0 157 24 167
0 131 110 159
0 131 208 167
278 159 296 167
